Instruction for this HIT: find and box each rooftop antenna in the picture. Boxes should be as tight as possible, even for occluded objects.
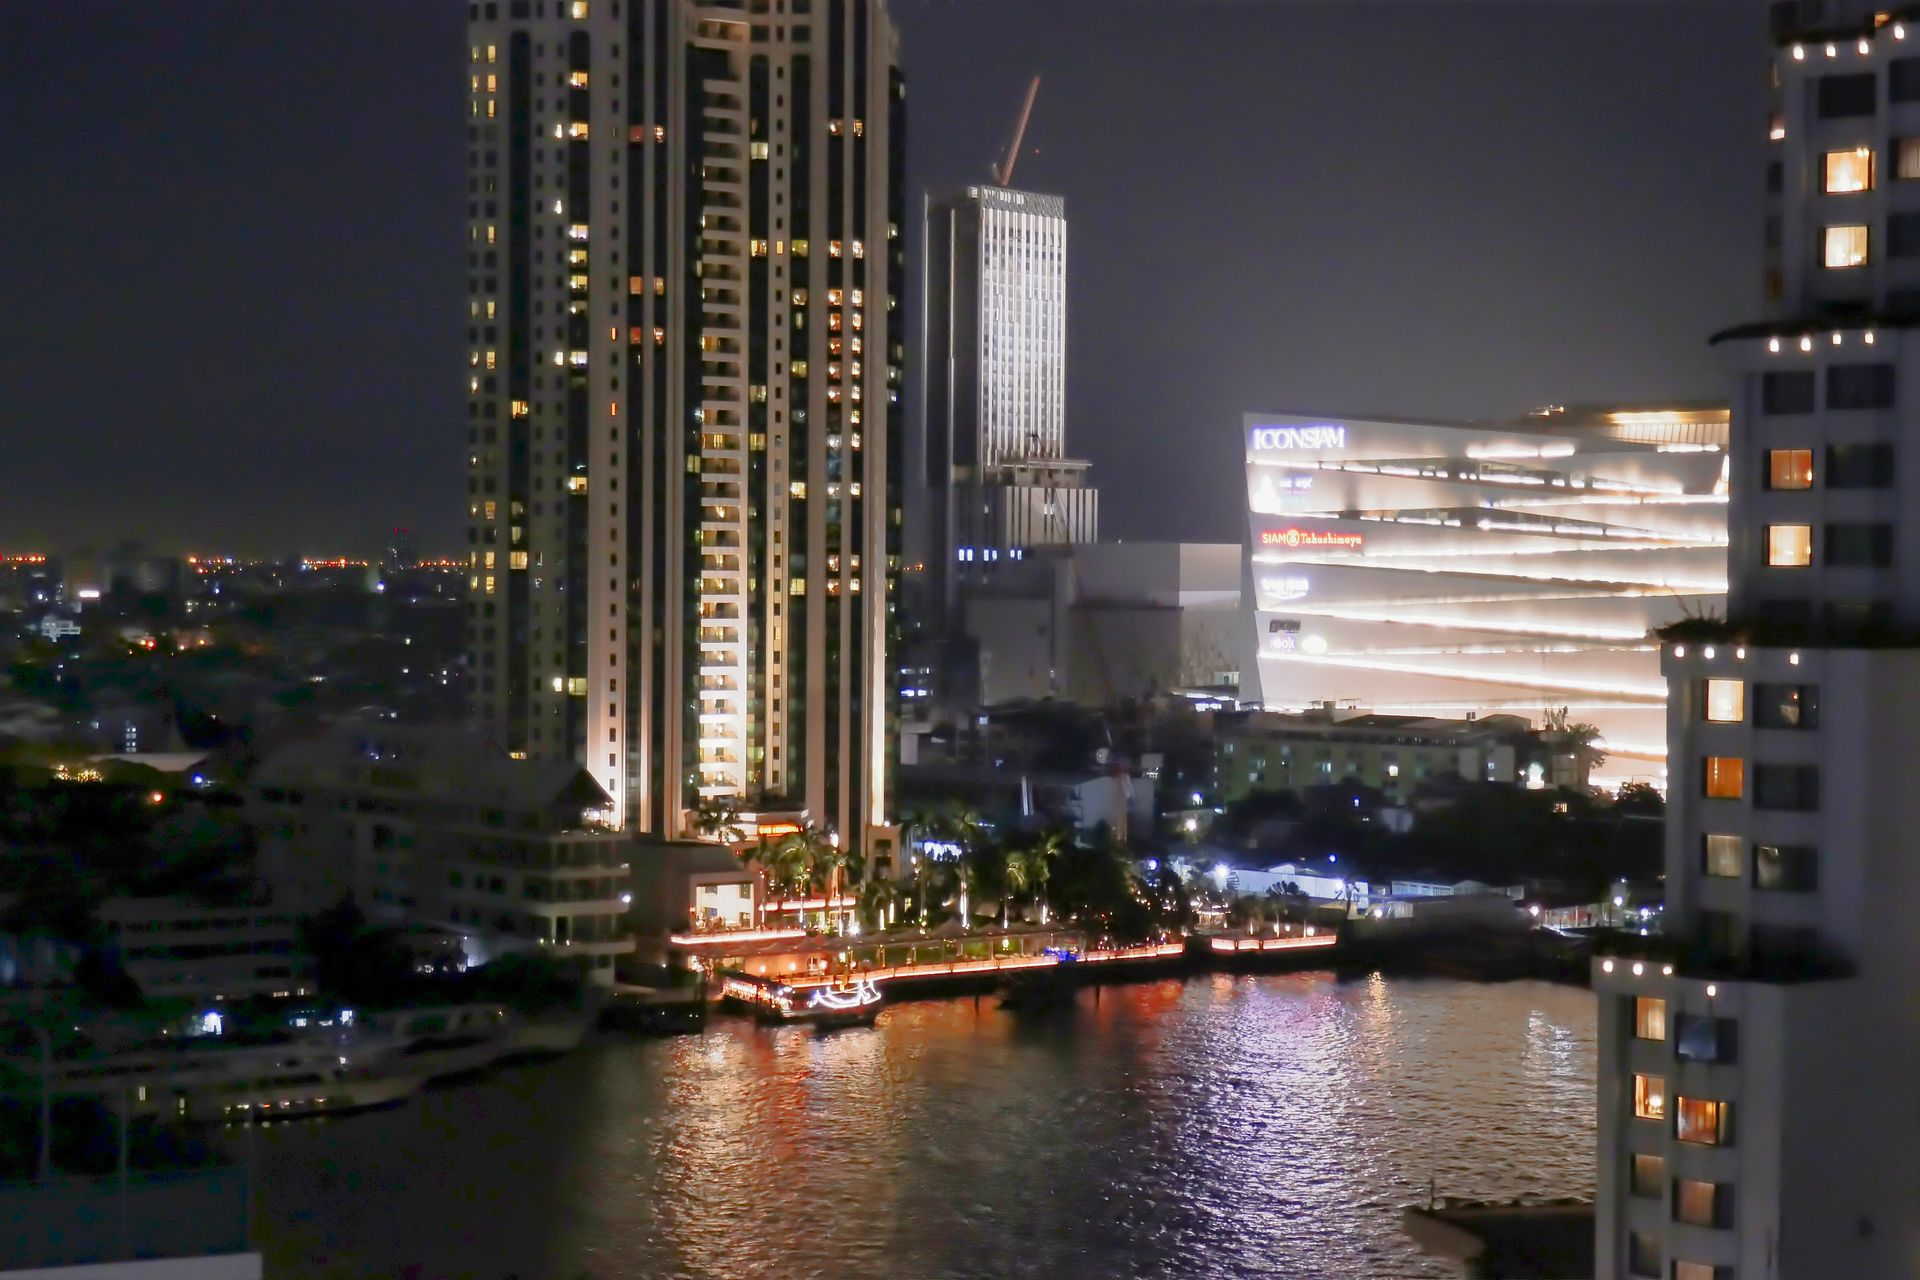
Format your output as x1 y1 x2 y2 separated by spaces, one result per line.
992 76 1042 187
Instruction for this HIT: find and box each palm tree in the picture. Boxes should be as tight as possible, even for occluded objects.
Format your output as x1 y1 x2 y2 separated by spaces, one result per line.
855 876 893 934
897 804 941 926
1027 829 1065 926
1002 846 1033 928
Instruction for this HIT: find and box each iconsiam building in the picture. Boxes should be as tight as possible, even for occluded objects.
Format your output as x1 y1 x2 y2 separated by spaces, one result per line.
1241 406 1731 784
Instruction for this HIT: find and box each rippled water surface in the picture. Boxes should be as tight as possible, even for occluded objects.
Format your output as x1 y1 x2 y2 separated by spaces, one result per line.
245 973 1594 1279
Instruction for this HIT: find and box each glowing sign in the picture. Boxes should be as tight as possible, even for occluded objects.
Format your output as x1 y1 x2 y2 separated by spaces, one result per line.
1251 424 1346 451
1249 471 1315 511
1260 527 1364 550
1260 575 1311 601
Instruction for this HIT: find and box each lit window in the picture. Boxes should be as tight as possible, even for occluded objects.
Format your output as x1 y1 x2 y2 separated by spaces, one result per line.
570 0 589 16
1767 524 1812 566
1703 756 1745 800
567 677 588 696
1675 1096 1730 1145
751 140 770 160
484 575 496 595
1633 996 1667 1041
1767 448 1813 489
1673 1263 1723 1280
1704 679 1744 723
483 550 497 570
568 476 589 493
789 481 807 499
829 240 844 257
789 577 807 596
1633 1073 1667 1121
569 70 589 88
486 44 497 63
791 238 808 257
1824 224 1869 268
1825 146 1875 193
1768 112 1785 142
509 551 529 570
1703 833 1744 878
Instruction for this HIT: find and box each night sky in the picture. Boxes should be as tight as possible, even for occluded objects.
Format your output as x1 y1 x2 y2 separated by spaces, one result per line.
0 1 1761 557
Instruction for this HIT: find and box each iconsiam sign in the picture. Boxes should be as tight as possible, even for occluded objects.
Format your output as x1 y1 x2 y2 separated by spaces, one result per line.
1238 409 1732 783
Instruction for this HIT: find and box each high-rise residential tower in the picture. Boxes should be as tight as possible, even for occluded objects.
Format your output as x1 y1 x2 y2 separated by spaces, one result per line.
924 184 1097 624
463 0 905 852
1594 3 1920 1275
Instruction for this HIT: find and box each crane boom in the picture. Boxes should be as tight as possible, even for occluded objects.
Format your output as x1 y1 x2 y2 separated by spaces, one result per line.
994 76 1042 187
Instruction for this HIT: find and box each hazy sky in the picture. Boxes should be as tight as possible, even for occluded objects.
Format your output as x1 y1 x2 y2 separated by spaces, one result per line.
0 1 1761 555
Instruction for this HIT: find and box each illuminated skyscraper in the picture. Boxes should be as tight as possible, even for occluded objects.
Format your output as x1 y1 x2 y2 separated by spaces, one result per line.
1595 3 1920 1276
925 185 1096 623
464 0 905 852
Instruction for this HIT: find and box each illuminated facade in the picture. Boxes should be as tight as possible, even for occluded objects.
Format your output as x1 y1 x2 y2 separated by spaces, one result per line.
1596 5 1920 1278
1241 407 1730 780
925 186 1097 623
464 0 904 850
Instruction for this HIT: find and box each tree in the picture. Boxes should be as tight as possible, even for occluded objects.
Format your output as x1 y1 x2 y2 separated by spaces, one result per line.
855 876 893 933
1001 846 1032 928
1615 781 1665 817
1027 829 1064 926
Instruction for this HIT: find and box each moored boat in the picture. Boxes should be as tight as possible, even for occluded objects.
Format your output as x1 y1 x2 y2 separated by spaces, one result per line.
720 969 884 1029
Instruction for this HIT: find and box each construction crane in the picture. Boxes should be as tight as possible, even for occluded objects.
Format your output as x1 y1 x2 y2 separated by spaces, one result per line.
991 76 1042 187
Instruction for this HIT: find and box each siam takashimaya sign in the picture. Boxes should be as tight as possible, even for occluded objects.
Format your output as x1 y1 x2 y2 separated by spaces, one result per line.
1260 527 1364 550
1250 424 1346 451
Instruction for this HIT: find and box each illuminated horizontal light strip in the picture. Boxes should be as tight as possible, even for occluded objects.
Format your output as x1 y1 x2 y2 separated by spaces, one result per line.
1209 934 1339 953
1487 494 1727 509
1267 456 1691 498
1256 542 1724 565
776 942 1187 989
1592 739 1667 759
1262 696 1665 713
670 927 808 946
1268 605 1652 643
1250 555 1727 595
1263 649 1668 700
1282 586 1718 609
1464 516 1723 544
1342 643 1651 657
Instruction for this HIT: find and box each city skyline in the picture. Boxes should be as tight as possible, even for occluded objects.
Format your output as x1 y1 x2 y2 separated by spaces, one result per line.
1 0 1758 555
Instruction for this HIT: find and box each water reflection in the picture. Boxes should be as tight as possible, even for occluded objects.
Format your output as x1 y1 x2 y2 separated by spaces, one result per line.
247 974 1593 1279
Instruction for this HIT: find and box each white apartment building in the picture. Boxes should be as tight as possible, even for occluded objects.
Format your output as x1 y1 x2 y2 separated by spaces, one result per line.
1595 4 1920 1275
463 0 905 854
252 724 634 984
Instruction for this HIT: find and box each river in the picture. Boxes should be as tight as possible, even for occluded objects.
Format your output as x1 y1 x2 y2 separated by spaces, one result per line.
239 972 1595 1279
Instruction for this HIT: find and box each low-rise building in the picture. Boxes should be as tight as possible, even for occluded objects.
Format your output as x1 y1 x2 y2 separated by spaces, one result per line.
251 724 633 984
98 896 311 1003
1212 706 1569 804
